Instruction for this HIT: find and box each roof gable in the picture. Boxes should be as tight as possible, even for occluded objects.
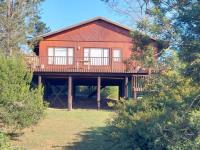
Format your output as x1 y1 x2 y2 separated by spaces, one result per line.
40 17 132 38
41 17 133 42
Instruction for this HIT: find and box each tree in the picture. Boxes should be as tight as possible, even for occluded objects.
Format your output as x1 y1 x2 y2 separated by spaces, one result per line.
28 15 50 50
0 0 49 56
175 1 200 83
0 0 48 147
102 0 200 83
102 0 170 73
102 0 200 149
105 53 200 150
0 55 47 132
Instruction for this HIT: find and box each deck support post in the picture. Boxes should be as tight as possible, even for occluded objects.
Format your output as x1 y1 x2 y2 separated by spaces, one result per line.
133 90 137 99
133 75 137 99
68 76 73 111
118 85 121 100
131 76 134 98
38 75 42 87
97 76 101 110
124 76 128 99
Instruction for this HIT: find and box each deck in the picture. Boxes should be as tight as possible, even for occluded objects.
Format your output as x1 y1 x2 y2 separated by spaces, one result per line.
26 56 148 73
26 56 151 110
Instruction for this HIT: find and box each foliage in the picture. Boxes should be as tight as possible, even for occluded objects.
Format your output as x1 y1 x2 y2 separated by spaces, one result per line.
102 0 200 149
103 0 200 83
0 55 47 131
101 86 118 100
135 0 200 82
105 55 200 149
0 132 10 150
0 0 49 56
129 31 156 68
175 1 200 83
76 86 118 100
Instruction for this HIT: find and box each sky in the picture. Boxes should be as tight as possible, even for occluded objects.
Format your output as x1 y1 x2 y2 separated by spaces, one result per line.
40 0 123 32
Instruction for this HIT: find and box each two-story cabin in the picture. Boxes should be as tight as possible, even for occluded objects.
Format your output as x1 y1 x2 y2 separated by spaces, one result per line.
28 17 157 110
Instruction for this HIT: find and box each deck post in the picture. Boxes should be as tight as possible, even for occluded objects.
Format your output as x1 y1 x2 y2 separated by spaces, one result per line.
133 90 137 99
133 75 137 99
124 76 128 99
118 85 121 100
38 75 42 87
68 76 73 111
131 76 134 98
97 76 101 110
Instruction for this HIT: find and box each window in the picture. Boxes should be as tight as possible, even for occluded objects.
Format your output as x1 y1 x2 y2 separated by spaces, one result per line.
54 48 67 65
84 48 109 65
48 48 54 64
113 49 121 62
48 47 74 65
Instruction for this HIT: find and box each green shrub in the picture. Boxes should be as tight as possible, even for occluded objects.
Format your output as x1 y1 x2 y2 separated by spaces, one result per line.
101 86 118 100
0 55 47 131
105 66 200 150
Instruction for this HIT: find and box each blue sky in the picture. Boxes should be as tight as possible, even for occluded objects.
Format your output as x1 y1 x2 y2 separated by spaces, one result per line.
40 0 123 32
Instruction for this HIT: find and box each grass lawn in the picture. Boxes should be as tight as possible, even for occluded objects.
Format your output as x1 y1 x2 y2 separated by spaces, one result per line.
11 108 114 150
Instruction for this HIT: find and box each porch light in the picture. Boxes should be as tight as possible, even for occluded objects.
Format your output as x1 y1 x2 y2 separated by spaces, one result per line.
78 46 81 50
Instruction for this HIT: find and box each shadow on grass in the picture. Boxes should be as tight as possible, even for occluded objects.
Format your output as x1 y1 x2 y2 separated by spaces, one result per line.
52 127 116 150
47 96 117 111
6 132 24 141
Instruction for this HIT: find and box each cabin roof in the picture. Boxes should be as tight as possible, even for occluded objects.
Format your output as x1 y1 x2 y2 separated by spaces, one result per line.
38 17 133 38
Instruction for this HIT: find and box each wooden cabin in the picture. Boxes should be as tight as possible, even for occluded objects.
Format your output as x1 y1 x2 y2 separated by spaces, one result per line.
28 17 157 110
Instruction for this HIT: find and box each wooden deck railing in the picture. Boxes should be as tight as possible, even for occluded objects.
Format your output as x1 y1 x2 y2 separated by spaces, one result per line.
25 56 147 73
132 75 150 92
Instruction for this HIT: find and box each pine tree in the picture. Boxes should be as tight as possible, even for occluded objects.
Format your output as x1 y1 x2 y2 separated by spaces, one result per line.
0 0 49 56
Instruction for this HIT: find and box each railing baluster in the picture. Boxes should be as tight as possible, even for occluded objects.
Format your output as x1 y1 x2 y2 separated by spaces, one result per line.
25 56 152 74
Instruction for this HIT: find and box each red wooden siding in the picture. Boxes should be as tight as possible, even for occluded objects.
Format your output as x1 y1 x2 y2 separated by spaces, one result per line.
29 18 157 73
39 20 133 59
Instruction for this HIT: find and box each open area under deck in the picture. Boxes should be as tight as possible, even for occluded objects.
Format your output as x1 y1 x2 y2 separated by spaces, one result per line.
33 72 149 110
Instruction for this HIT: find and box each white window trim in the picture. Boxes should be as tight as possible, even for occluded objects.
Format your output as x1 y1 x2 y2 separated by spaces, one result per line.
112 49 121 62
83 48 109 66
48 47 74 65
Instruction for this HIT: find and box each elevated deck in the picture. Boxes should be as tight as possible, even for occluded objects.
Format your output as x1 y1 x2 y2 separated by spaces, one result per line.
26 56 148 74
27 56 151 110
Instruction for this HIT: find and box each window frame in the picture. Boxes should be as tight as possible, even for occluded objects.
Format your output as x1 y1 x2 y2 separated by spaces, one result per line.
112 48 122 62
47 47 74 65
83 47 110 66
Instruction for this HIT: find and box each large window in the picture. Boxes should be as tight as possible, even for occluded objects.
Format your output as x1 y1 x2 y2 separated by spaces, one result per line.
112 49 121 62
84 48 109 65
48 47 74 65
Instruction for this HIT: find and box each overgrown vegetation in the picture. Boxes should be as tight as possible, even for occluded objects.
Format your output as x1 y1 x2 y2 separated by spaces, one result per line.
0 55 47 132
103 0 200 149
0 0 49 147
106 54 200 149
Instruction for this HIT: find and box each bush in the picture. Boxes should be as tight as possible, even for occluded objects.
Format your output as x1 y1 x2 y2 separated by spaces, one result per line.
0 55 47 131
105 67 200 150
101 86 118 100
